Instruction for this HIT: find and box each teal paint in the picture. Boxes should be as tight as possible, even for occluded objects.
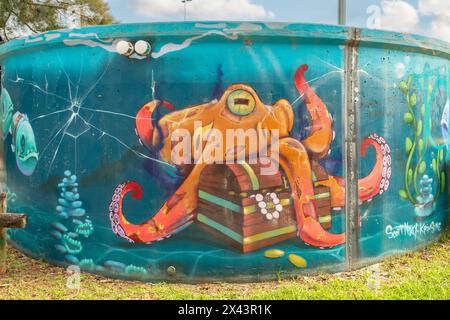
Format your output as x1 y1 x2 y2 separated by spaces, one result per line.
198 190 242 213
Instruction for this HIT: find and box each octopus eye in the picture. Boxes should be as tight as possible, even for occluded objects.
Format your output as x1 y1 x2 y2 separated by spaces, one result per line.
226 90 256 116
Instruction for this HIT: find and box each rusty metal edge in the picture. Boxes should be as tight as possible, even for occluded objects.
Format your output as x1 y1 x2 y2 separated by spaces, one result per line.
344 27 361 271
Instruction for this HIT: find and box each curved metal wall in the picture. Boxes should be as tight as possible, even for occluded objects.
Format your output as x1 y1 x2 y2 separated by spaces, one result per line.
0 23 448 282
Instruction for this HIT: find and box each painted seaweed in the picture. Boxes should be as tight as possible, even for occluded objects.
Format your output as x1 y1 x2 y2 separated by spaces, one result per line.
398 65 447 218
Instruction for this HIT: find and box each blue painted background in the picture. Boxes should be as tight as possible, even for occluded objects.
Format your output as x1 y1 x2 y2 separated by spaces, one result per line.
0 22 448 281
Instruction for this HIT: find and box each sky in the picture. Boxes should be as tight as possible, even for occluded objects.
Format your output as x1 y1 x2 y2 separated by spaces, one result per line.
106 0 450 42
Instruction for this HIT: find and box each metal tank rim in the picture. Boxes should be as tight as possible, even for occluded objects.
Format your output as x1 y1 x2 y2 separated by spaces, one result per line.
0 22 449 62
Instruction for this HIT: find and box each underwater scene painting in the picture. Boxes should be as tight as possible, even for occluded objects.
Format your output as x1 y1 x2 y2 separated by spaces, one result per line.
0 22 448 282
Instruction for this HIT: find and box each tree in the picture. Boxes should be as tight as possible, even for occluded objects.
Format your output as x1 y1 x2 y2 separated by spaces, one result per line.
0 0 115 41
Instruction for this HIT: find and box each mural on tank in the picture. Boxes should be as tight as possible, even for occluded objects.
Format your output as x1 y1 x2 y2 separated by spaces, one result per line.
356 41 449 261
109 64 390 252
398 65 447 218
0 22 448 281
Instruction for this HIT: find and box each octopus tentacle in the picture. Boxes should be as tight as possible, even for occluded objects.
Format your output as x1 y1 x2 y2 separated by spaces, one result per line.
316 134 392 208
278 137 345 248
359 133 392 201
135 100 174 150
295 64 334 160
109 163 206 243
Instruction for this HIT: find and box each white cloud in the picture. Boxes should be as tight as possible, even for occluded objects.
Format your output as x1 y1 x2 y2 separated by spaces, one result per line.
379 0 420 33
130 0 275 20
418 0 450 42
373 0 450 43
428 12 450 42
418 0 450 16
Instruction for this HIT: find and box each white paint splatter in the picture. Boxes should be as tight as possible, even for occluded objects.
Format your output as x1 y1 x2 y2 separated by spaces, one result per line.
151 30 237 59
264 22 289 30
44 34 61 41
25 36 44 44
224 22 263 35
152 23 262 59
63 22 263 60
195 23 227 29
395 62 406 79
24 32 61 43
64 38 146 60
64 39 115 52
69 32 102 38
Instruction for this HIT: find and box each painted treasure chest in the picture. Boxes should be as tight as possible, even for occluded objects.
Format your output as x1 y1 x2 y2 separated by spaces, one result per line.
197 159 333 253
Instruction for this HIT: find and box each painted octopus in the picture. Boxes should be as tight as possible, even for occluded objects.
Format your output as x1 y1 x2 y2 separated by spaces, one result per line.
109 64 391 249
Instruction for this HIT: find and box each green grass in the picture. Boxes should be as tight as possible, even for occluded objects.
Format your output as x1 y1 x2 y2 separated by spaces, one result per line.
0 231 449 300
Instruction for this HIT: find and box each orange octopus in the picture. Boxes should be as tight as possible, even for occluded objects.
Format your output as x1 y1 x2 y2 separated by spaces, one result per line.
109 64 391 249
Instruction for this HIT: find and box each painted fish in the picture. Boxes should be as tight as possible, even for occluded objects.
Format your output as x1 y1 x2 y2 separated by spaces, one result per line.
11 112 39 176
0 88 14 138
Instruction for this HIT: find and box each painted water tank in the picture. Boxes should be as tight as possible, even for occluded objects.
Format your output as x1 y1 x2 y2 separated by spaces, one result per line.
0 22 448 282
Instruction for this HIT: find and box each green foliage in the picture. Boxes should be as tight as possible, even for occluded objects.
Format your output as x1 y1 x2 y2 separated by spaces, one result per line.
409 93 417 107
0 0 115 41
418 161 426 174
398 72 447 204
416 120 422 136
399 80 408 94
405 137 413 154
439 149 444 161
403 112 414 124
432 158 437 172
418 139 424 156
398 189 408 199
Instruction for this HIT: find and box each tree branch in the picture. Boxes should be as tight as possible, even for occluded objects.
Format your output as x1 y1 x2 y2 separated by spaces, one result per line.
5 0 39 34
1 0 114 40
2 12 13 41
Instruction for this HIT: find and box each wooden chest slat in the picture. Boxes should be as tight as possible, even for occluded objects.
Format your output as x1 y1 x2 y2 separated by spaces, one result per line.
197 160 333 253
